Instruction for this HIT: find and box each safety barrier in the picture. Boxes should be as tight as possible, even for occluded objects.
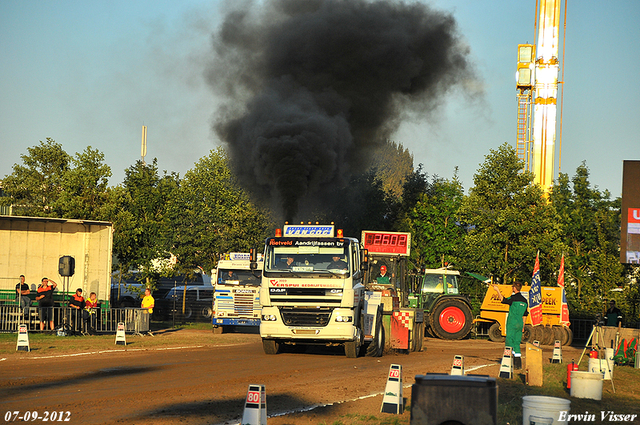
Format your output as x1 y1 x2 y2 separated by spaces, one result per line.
0 305 150 334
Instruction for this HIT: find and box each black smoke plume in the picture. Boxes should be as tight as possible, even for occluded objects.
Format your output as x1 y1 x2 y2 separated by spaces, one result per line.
207 0 474 221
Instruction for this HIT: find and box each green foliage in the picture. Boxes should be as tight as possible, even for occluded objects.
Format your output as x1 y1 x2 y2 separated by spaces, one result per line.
1 138 71 216
56 146 112 220
455 144 563 283
166 147 273 273
110 159 179 285
397 165 465 269
550 162 623 316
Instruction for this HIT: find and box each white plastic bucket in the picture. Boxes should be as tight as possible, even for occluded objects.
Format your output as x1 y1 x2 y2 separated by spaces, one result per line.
522 395 571 425
570 371 604 400
588 357 613 380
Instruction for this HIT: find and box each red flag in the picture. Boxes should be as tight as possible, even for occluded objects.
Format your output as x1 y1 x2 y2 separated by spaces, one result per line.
558 254 570 324
529 252 543 326
557 254 565 288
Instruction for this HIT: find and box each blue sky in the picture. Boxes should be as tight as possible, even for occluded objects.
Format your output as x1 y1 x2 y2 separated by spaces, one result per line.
1 0 638 197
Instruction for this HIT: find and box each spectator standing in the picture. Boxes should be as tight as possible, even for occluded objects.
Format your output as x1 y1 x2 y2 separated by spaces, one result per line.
36 278 57 331
15 275 31 319
605 300 623 327
141 288 155 314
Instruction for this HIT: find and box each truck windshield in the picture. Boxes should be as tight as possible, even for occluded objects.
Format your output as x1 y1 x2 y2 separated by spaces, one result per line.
264 238 351 275
217 269 262 286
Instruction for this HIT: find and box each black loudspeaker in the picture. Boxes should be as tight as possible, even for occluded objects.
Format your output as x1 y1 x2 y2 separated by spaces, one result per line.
59 256 75 277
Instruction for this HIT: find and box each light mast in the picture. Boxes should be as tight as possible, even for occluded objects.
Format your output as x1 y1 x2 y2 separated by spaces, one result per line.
516 0 562 194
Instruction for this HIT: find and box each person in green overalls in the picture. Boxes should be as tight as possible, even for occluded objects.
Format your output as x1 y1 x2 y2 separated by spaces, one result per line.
492 282 529 369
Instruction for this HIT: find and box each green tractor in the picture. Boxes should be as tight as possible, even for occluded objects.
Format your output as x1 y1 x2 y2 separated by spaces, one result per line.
407 268 473 340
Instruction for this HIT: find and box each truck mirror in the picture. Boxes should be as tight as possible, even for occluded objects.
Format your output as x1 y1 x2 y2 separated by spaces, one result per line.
249 248 258 270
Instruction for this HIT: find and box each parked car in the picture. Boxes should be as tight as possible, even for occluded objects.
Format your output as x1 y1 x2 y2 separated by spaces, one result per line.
111 272 209 308
154 285 214 321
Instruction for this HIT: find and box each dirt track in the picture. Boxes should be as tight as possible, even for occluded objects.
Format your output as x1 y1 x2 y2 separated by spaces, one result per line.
0 330 586 424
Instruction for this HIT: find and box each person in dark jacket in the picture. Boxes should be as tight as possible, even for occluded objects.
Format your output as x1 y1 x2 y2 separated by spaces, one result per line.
605 300 622 327
68 288 85 332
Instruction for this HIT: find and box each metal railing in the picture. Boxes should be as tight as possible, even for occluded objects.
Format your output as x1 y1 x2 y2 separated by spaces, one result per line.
0 305 150 334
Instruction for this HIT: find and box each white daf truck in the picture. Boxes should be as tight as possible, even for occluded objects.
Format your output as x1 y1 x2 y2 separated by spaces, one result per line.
255 224 385 358
212 253 262 333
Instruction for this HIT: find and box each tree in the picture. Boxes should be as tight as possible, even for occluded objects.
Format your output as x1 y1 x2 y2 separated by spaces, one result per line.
456 143 563 284
400 169 465 269
55 147 112 220
0 138 71 216
369 140 414 200
550 163 623 315
166 148 273 273
111 159 179 285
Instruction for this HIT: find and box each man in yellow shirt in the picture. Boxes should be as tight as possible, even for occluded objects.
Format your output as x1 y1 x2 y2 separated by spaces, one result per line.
141 288 155 314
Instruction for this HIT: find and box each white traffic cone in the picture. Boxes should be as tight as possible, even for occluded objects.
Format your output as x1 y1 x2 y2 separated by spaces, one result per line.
498 347 513 379
16 324 30 352
115 322 126 346
241 384 267 425
551 340 562 364
381 364 403 414
450 355 465 376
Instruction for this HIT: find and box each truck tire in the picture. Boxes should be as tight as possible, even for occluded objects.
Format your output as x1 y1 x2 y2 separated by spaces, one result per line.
522 325 533 343
345 340 358 358
262 338 280 355
365 307 384 357
430 299 472 340
411 321 424 352
563 326 573 346
201 306 213 319
542 325 554 345
553 325 565 345
489 322 505 342
530 325 544 344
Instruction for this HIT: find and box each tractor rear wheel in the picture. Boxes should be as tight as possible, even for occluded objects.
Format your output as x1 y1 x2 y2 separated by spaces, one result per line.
429 299 472 340
489 322 505 342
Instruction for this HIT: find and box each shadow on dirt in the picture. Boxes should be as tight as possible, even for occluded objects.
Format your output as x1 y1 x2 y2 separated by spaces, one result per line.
131 392 328 424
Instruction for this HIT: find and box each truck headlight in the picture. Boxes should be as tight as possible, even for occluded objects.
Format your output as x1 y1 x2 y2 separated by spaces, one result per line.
262 314 277 321
335 315 352 322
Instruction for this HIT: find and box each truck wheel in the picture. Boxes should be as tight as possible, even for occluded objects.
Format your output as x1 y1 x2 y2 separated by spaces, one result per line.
212 326 224 334
542 325 554 345
262 338 280 355
365 307 384 357
412 321 424 352
184 307 193 319
430 299 472 340
563 326 573 346
345 340 358 358
530 325 544 344
522 325 533 343
201 307 213 319
553 325 565 345
489 322 505 342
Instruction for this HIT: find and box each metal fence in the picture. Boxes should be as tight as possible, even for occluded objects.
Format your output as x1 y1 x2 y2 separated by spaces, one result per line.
0 305 150 334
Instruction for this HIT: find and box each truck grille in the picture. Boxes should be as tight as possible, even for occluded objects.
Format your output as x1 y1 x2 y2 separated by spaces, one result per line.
234 293 255 317
280 308 332 327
